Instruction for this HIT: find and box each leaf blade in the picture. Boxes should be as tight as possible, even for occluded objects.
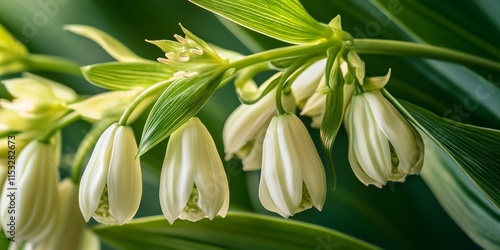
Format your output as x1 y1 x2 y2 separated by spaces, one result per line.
81 62 174 90
138 69 224 156
189 0 332 44
93 212 380 250
384 91 500 210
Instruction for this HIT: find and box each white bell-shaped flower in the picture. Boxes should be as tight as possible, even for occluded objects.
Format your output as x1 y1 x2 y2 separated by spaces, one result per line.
259 112 326 218
344 90 424 188
0 139 59 243
223 89 295 171
160 117 229 224
34 179 100 250
290 59 326 107
79 123 142 225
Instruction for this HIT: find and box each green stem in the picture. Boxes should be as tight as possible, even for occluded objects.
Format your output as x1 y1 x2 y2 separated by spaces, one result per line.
71 119 115 184
40 112 81 143
118 79 172 125
275 78 286 115
349 39 500 71
23 54 83 77
228 41 338 71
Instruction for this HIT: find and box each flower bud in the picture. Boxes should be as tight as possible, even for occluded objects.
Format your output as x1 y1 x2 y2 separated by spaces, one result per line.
79 123 142 225
223 89 295 171
290 59 326 108
34 179 100 250
0 140 59 243
0 73 76 132
160 117 229 224
259 113 326 218
344 90 424 188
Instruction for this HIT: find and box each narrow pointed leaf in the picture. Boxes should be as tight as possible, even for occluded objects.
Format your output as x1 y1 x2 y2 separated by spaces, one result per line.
81 62 174 90
384 91 500 210
93 212 380 250
65 24 148 62
138 68 224 156
189 0 332 44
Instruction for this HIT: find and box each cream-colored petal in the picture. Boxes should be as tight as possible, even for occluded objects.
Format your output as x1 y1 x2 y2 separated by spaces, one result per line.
287 114 326 211
260 115 302 217
363 69 391 91
189 118 229 220
24 73 77 103
222 89 276 159
347 95 392 187
79 124 117 221
34 179 87 250
2 78 54 100
241 129 265 171
1 141 59 242
291 59 326 104
69 90 140 121
345 106 382 188
107 125 142 225
159 122 195 224
365 90 424 174
223 86 295 161
300 91 326 117
258 176 289 218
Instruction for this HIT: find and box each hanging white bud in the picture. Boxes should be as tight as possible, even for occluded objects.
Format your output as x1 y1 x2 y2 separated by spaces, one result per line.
259 113 327 218
0 139 59 243
79 123 142 225
160 117 229 224
344 90 424 188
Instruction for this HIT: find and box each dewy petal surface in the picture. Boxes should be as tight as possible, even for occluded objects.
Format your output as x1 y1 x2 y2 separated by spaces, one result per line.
107 125 142 225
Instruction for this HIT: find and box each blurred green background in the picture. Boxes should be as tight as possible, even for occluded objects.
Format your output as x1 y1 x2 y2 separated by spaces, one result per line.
2 0 499 249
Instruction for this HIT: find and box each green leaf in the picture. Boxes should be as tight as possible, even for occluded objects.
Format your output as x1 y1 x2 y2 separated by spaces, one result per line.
421 137 500 249
320 47 344 186
384 91 500 211
138 68 224 156
93 212 380 250
81 62 174 90
65 24 148 62
189 0 332 45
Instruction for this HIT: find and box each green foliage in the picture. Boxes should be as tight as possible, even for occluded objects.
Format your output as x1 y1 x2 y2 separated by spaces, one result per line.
189 0 333 44
81 62 174 90
93 212 380 250
65 25 148 63
138 68 225 156
389 96 500 210
421 138 500 249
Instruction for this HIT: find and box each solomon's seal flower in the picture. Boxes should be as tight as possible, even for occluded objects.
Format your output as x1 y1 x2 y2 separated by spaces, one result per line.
79 123 142 225
0 139 59 243
34 179 100 250
160 117 229 224
223 81 295 171
259 112 327 218
344 89 424 188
